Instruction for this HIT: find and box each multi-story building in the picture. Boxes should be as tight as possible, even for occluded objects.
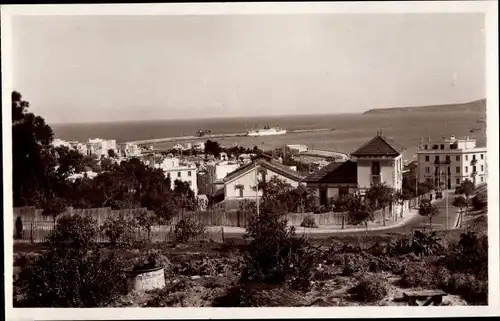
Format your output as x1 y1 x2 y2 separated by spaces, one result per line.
117 142 142 157
86 138 117 157
417 135 487 189
52 138 71 148
303 132 406 205
68 141 88 155
156 157 198 196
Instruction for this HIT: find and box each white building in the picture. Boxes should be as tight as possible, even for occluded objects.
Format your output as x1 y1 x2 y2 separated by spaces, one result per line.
86 138 117 157
156 157 198 196
68 141 88 155
118 142 142 157
417 135 487 188
52 138 70 148
284 144 308 156
193 141 205 151
303 132 406 205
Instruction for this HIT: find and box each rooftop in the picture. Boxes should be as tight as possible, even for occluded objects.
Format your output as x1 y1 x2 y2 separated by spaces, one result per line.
302 160 358 184
351 132 406 157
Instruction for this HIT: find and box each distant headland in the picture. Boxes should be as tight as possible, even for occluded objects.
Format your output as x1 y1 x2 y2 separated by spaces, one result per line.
363 99 486 115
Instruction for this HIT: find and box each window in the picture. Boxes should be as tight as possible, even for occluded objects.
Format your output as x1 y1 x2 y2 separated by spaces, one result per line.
371 161 381 175
481 165 484 172
481 176 484 183
177 172 181 178
239 188 244 197
435 156 440 162
473 155 476 160
447 167 451 174
465 166 468 173
446 155 450 162
425 167 430 173
188 171 191 177
473 165 477 172
481 154 484 160
188 181 192 186
339 186 349 196
424 144 428 150
465 155 468 161
440 144 445 150
456 178 461 185
456 167 460 173
425 156 430 162
456 155 460 161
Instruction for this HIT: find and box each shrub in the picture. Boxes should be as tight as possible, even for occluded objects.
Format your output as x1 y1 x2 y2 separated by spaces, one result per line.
471 194 487 211
400 262 439 288
350 274 389 303
242 210 318 291
101 215 136 245
15 217 23 239
132 249 170 271
342 254 369 276
173 218 207 243
300 215 318 228
15 214 127 307
443 232 488 276
441 273 488 305
212 282 307 307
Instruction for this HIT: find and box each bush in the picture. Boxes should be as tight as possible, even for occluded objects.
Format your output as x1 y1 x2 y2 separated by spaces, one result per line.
342 254 369 276
472 194 487 211
441 273 488 305
15 214 127 307
212 282 307 307
101 215 136 245
173 218 207 243
242 210 318 291
443 232 488 275
400 262 439 288
350 274 389 302
300 215 318 228
15 217 23 239
132 249 170 271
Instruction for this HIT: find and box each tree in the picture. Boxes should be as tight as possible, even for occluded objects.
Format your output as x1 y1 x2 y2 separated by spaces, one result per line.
55 146 86 177
452 195 468 228
456 179 475 221
12 91 58 206
100 157 116 172
205 140 221 157
418 199 439 229
364 183 395 226
333 194 351 229
41 197 68 223
107 149 116 158
346 194 374 234
136 209 158 242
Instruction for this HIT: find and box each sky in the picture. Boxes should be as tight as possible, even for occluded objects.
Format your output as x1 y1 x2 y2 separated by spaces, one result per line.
12 14 485 123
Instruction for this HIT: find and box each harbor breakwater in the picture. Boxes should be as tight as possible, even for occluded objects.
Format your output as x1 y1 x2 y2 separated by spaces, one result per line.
127 128 335 145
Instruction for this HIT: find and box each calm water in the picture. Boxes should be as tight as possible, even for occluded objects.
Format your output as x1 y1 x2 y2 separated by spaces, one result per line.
52 111 486 161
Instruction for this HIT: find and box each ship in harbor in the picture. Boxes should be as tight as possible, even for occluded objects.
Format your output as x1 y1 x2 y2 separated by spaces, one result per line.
246 126 287 137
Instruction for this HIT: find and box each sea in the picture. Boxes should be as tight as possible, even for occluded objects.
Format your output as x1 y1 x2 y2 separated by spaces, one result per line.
51 111 486 162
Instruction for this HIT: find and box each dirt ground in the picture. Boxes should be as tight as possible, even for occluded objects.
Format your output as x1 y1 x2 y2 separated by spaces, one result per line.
13 236 471 307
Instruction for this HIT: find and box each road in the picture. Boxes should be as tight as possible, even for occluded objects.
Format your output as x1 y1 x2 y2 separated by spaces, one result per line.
222 191 460 239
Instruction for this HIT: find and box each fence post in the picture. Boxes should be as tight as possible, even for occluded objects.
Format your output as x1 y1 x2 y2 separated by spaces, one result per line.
221 226 225 243
30 222 34 244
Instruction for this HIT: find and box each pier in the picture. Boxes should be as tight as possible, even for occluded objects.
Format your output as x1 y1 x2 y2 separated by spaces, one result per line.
126 128 335 146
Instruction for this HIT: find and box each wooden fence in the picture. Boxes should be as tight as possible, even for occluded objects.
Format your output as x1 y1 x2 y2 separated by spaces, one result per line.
12 193 427 243
14 221 224 244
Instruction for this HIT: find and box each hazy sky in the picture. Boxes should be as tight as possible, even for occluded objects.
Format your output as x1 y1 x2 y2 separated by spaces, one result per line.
12 14 485 123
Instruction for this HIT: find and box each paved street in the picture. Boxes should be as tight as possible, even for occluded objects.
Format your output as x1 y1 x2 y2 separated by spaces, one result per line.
222 191 461 239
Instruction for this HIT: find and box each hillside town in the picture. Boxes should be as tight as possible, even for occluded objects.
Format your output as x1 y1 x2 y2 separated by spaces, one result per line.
50 132 487 212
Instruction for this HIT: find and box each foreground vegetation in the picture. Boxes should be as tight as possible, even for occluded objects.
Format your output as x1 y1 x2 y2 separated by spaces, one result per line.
14 208 487 307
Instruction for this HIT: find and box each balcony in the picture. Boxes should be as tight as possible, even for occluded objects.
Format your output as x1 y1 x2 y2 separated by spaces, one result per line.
434 159 451 165
471 170 478 176
471 159 478 165
371 175 381 185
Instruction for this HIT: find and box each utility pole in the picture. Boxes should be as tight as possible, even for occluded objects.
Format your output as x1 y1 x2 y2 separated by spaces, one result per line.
445 167 449 229
255 161 260 216
415 142 419 208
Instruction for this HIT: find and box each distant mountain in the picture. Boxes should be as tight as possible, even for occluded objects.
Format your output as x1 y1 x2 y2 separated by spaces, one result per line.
363 99 486 115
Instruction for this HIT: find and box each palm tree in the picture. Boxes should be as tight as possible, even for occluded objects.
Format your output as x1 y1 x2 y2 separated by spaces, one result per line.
365 183 395 226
